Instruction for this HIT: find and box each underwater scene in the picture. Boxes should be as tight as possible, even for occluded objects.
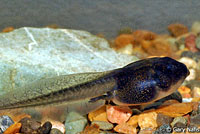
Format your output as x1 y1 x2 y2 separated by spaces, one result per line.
0 1 200 134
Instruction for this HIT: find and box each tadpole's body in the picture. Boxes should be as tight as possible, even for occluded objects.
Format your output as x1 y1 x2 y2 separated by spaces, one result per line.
0 57 189 121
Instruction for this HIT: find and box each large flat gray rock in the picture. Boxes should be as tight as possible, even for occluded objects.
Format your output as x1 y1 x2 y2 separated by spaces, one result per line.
0 27 138 93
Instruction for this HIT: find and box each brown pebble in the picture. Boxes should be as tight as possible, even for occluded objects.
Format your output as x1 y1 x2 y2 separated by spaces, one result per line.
114 34 134 49
190 114 200 126
50 128 63 134
171 117 187 128
132 30 157 41
168 23 188 37
19 117 41 134
80 124 100 134
156 113 173 127
37 121 52 134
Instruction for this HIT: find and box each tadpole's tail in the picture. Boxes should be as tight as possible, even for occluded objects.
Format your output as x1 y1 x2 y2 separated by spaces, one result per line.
0 98 105 122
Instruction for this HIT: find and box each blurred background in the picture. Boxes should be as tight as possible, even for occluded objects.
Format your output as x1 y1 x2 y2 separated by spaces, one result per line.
0 0 199 38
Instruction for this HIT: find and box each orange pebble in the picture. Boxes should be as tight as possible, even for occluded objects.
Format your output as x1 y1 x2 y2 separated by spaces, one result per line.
114 34 134 49
3 123 21 134
88 105 108 122
2 26 14 33
114 123 137 134
132 30 157 41
168 23 188 37
46 24 60 29
156 103 193 117
138 111 158 129
80 124 100 134
182 93 192 98
127 115 139 126
192 97 200 102
106 105 132 124
178 86 191 94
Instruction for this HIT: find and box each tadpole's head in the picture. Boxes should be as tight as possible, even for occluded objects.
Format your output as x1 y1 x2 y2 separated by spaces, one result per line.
152 57 190 90
112 57 190 106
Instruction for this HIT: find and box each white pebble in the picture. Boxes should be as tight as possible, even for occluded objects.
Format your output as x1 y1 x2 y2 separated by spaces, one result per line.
179 57 197 69
186 68 196 81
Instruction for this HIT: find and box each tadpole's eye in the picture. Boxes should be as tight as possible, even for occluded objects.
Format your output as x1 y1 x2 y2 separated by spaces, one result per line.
156 73 171 91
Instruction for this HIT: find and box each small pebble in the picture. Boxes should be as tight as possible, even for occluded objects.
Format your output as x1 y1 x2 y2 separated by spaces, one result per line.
19 117 41 134
181 51 200 62
132 30 157 41
190 114 200 126
192 98 200 103
100 131 118 134
185 34 199 52
50 128 63 134
2 26 14 33
138 128 155 134
138 111 158 129
181 51 194 59
106 105 132 124
186 80 200 89
192 87 200 97
182 98 193 103
179 57 197 69
182 93 192 98
195 36 200 49
191 21 200 33
80 124 100 134
197 103 200 114
127 115 139 126
114 123 137 134
50 120 65 133
171 117 187 128
38 121 52 134
117 44 133 55
187 68 196 81
178 86 191 94
156 103 193 117
118 27 133 35
65 112 87 134
114 34 134 49
91 121 113 130
153 124 172 134
168 23 188 37
88 106 108 122
156 113 173 127
0 115 14 134
187 125 200 133
3 123 21 134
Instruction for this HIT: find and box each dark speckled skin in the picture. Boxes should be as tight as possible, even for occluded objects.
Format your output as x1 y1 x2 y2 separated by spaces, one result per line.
0 57 189 121
110 57 189 105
